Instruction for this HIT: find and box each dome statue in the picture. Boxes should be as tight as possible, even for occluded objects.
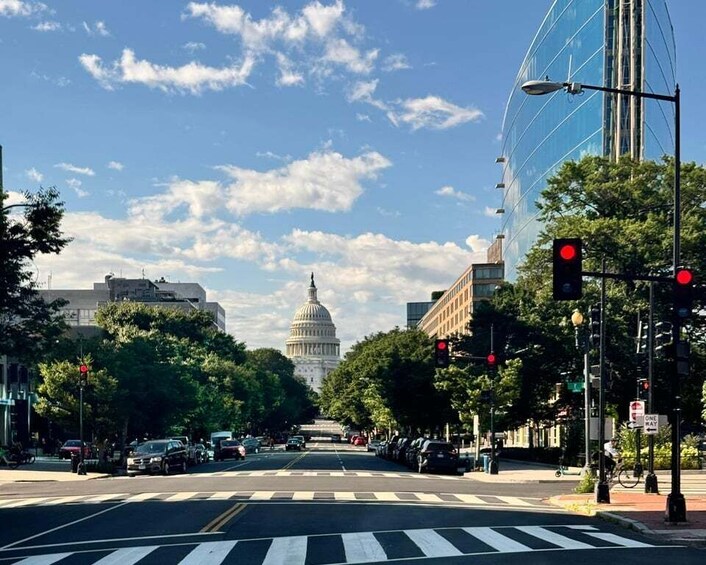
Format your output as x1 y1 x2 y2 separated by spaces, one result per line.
285 273 341 394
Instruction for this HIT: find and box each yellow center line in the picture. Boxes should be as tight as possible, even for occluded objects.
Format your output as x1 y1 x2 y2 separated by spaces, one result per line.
201 503 247 533
281 449 309 471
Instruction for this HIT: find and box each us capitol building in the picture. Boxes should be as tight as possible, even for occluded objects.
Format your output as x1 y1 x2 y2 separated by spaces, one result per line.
285 274 340 394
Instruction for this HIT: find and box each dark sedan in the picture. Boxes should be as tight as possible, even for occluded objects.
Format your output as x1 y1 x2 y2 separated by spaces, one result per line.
285 438 303 451
126 439 187 476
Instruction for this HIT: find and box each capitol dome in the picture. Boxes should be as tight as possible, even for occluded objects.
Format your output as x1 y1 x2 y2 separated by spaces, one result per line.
285 273 340 393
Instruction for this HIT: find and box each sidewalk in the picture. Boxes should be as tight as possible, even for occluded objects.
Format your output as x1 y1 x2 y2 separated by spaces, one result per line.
465 459 706 544
0 457 111 484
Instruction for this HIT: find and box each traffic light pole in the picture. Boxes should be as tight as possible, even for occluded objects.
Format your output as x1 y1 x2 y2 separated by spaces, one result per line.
78 382 86 475
595 259 610 503
488 325 499 475
645 282 658 493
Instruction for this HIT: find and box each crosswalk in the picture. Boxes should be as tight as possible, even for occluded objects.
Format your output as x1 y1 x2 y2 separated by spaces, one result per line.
0 490 546 509
176 470 462 480
3 524 656 563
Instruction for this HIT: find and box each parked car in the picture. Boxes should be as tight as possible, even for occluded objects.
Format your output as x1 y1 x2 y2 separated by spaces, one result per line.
405 437 428 469
285 438 303 451
241 438 260 454
126 439 187 476
193 443 209 464
58 440 93 460
291 435 306 449
214 439 246 461
168 436 196 465
375 440 388 457
383 435 399 459
330 434 342 443
367 439 381 452
416 440 459 474
392 437 409 462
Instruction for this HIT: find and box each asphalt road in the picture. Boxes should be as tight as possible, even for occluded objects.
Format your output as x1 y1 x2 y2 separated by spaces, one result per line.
0 442 702 564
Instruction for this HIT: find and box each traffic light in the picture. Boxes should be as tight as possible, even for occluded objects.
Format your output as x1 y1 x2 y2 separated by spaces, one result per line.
434 339 450 368
674 267 694 320
79 363 89 386
487 352 497 371
552 238 582 300
676 340 690 377
636 321 648 355
589 304 601 349
637 378 649 400
654 321 673 355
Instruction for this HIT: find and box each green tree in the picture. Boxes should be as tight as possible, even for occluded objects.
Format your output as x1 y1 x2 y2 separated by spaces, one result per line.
0 187 70 361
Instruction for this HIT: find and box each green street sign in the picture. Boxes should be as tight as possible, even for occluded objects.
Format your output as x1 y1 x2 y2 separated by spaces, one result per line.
567 381 584 393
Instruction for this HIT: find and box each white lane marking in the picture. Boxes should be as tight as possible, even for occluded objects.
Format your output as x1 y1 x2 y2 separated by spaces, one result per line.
1 502 131 550
462 527 532 553
516 526 593 549
453 494 486 504
42 496 91 506
164 492 199 502
405 528 463 557
341 532 387 562
291 492 315 501
414 493 444 503
93 545 159 564
334 492 358 501
566 525 599 530
263 536 307 565
249 491 276 501
13 553 72 564
208 492 235 500
0 498 51 508
178 541 238 564
584 532 653 547
81 494 128 504
374 492 399 501
124 492 162 502
495 496 534 507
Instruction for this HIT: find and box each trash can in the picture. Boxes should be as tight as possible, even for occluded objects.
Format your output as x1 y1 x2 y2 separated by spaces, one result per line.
464 456 473 472
70 453 79 473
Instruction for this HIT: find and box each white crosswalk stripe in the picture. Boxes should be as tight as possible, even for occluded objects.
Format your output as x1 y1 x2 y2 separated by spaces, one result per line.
2 525 655 564
0 490 545 509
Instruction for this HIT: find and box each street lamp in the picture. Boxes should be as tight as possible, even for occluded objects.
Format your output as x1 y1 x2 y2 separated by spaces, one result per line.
570 310 591 476
522 78 684 521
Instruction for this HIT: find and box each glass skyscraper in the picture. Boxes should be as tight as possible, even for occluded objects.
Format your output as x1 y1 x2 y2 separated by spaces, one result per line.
499 0 676 281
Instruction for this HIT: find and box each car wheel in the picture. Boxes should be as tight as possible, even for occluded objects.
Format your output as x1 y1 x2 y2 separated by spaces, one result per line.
128 473 135 478
417 456 424 474
181 460 187 473
163 461 170 476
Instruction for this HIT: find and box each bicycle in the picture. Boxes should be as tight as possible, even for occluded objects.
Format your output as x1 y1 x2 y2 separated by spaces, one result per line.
608 459 643 488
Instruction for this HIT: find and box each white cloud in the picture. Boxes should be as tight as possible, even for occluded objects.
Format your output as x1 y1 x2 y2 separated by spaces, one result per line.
387 95 483 130
356 113 371 122
382 53 410 72
323 39 378 74
465 235 491 253
66 178 89 198
183 41 206 53
416 0 437 9
32 20 60 32
0 0 42 17
25 167 43 182
107 161 124 171
275 52 304 87
435 185 475 202
83 20 111 37
215 149 391 215
255 151 291 162
55 162 95 176
79 49 255 94
484 206 498 217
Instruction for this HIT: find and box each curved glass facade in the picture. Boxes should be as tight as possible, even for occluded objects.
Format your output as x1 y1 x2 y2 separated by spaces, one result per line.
499 0 676 281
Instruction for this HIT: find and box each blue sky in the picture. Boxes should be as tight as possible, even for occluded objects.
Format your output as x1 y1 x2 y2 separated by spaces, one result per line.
1 1 704 353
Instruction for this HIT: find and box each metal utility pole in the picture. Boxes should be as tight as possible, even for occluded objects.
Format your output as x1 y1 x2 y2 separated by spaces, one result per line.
645 282 659 493
595 259 610 503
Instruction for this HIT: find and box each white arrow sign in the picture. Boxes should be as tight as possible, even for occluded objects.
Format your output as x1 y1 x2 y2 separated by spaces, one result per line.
644 414 659 435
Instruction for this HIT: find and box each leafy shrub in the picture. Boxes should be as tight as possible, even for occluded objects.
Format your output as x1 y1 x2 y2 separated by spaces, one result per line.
574 470 596 494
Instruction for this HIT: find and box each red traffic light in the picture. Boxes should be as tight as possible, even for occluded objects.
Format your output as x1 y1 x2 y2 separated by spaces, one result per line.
436 341 448 351
487 353 497 365
79 364 89 374
559 244 577 261
676 269 693 285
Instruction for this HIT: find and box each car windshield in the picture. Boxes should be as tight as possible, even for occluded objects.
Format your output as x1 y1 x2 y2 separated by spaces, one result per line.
134 442 166 455
63 441 81 447
220 441 240 447
425 442 455 452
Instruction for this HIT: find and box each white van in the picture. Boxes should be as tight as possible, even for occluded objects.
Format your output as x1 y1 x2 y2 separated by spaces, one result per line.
210 431 234 446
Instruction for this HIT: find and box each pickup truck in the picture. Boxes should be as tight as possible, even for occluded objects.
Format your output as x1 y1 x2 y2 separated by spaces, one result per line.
169 436 197 466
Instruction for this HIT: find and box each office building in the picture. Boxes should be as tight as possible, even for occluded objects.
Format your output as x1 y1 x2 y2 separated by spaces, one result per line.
499 0 676 280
